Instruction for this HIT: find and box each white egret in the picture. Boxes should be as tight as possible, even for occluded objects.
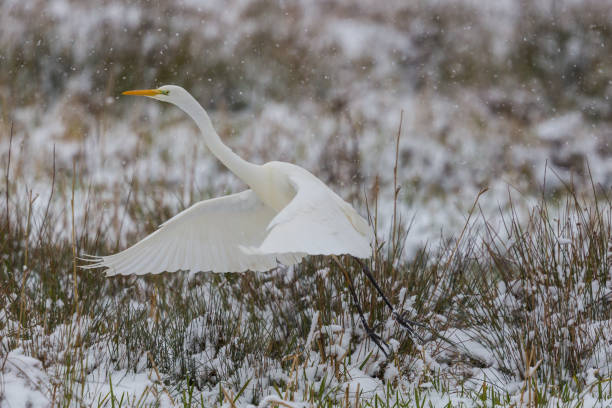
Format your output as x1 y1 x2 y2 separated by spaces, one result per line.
82 85 420 355
82 85 372 275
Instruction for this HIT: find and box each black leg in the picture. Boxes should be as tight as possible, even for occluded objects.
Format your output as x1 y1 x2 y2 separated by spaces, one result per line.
354 258 425 343
338 260 390 357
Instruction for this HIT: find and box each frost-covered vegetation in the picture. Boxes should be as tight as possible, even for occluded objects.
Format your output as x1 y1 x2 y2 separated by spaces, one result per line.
2 0 612 406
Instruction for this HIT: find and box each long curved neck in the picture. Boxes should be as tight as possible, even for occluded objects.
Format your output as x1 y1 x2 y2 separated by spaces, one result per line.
178 94 263 190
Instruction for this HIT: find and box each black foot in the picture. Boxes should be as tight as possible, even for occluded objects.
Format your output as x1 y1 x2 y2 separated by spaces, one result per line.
364 325 391 358
353 258 426 344
392 310 426 343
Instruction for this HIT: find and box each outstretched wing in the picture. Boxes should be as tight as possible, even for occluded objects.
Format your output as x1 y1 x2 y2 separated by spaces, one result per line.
81 190 304 275
252 169 372 258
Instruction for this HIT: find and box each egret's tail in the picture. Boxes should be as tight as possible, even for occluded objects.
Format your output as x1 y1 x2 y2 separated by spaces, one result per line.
78 254 106 271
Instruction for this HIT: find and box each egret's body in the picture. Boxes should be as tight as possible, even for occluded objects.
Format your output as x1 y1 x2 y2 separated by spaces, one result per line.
83 85 371 276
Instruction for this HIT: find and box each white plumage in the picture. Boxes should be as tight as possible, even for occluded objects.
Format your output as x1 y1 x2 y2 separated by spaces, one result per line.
81 85 372 276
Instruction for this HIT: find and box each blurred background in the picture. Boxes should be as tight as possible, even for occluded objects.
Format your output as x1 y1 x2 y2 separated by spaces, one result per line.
1 0 612 254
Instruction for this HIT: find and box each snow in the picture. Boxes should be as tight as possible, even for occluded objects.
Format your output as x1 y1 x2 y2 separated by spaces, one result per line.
82 367 173 407
304 310 320 350
343 366 381 397
1 351 49 407
257 396 302 408
536 113 583 142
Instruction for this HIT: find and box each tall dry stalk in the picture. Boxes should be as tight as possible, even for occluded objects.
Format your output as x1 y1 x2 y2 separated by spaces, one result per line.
391 110 403 261
4 122 12 234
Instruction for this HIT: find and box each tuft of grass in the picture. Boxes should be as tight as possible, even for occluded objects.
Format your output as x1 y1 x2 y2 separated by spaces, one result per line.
463 176 612 393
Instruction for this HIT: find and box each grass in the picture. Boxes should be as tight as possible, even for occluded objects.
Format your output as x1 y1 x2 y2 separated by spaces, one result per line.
1 110 612 407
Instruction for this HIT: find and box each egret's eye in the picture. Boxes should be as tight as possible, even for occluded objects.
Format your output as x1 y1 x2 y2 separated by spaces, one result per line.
160 89 170 95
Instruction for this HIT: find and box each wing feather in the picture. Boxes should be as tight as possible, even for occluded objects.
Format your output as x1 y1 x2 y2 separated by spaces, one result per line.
255 169 372 258
81 190 305 275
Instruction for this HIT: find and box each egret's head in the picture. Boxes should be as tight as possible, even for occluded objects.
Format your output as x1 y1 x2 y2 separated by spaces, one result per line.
122 85 186 104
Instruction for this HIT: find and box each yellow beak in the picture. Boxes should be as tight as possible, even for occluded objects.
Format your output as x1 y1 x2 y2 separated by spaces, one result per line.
122 89 162 96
